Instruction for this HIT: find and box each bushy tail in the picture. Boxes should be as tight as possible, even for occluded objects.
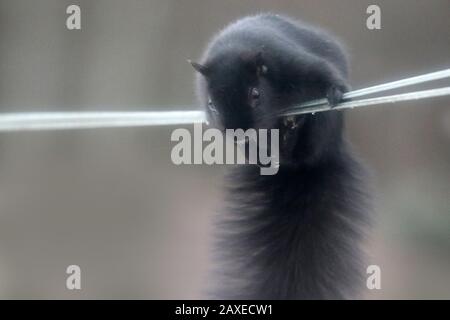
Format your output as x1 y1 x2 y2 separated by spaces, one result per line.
211 144 371 299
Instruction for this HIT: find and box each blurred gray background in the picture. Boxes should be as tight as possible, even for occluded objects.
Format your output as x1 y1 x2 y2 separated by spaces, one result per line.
0 0 449 299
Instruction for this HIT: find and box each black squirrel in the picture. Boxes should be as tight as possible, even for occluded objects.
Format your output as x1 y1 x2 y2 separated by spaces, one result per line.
190 14 371 299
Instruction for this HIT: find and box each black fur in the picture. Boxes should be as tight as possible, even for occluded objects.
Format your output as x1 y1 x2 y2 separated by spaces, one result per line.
193 14 371 299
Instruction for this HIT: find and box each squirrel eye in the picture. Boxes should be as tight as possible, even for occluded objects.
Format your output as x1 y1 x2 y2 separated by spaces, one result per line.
207 98 218 114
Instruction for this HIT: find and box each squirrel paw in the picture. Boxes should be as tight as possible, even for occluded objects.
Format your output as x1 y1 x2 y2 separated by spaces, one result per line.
326 85 345 108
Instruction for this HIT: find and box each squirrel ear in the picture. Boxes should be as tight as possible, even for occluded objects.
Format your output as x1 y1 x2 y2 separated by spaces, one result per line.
188 60 209 76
